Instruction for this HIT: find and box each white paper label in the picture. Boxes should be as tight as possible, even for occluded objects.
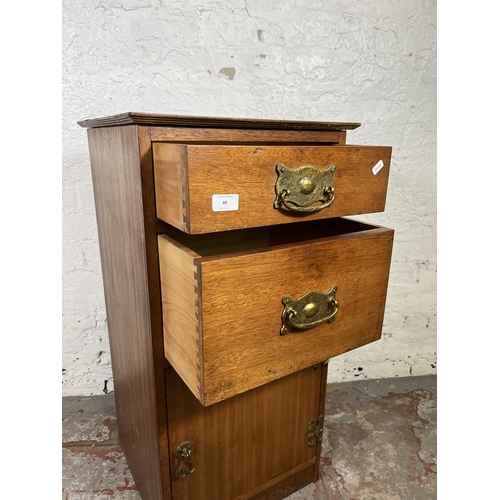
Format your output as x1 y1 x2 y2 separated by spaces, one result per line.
372 160 384 175
212 194 239 212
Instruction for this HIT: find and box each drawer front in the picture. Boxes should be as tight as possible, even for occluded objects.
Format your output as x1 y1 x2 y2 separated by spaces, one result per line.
158 219 394 406
153 144 391 234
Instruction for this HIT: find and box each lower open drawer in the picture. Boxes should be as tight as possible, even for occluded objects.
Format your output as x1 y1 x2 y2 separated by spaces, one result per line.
158 218 393 406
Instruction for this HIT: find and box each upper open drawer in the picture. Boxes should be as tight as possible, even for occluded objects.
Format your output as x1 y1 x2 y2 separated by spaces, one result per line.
153 144 392 234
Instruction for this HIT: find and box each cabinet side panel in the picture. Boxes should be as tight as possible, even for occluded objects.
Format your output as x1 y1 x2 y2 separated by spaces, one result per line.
314 362 329 481
87 125 164 500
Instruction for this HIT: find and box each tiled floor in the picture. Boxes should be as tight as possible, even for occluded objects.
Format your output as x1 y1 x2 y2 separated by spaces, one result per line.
62 375 436 499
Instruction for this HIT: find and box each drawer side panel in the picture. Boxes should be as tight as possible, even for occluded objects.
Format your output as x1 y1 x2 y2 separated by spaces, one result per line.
158 235 203 403
153 143 189 232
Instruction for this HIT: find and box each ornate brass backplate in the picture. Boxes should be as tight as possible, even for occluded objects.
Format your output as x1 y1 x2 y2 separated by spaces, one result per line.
274 163 336 213
281 287 339 335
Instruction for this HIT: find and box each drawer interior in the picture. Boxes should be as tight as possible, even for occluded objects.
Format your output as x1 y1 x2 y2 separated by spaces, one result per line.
158 217 377 257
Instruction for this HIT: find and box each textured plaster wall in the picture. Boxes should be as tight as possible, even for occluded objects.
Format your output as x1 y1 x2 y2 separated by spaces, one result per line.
62 0 436 396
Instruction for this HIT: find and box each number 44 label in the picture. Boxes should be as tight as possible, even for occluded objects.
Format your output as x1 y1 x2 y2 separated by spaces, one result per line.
212 194 239 212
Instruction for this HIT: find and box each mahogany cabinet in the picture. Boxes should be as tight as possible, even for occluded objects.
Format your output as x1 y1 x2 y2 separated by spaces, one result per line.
79 113 393 500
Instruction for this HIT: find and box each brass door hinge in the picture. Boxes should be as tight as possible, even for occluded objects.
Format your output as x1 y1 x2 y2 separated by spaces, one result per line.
313 360 330 370
307 414 324 447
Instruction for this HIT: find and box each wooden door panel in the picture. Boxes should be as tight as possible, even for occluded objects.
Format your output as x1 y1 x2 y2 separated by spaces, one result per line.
165 365 323 500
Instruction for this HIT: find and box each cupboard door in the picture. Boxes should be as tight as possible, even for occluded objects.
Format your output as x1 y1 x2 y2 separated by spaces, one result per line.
165 365 324 500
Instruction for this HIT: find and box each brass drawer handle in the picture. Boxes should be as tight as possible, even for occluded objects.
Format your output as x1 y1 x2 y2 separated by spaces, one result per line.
281 286 339 335
274 163 336 213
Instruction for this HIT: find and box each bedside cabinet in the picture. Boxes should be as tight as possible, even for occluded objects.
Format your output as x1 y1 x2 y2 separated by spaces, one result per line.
79 113 393 500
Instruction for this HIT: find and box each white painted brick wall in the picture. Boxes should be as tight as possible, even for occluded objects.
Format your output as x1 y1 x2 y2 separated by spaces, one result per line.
62 0 436 396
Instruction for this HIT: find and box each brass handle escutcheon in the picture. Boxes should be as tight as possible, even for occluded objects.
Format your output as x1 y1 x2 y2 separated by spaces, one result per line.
281 287 339 335
175 441 196 479
274 163 336 213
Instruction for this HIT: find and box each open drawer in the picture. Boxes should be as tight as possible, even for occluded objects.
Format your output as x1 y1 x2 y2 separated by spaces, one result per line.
153 144 392 234
158 218 394 406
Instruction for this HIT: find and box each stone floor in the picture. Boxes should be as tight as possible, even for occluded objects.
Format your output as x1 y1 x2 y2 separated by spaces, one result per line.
62 375 436 500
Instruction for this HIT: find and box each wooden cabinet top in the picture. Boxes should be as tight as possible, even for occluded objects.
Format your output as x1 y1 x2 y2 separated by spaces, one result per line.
77 112 361 131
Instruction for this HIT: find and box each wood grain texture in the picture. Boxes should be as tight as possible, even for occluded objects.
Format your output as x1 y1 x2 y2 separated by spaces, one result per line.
153 144 392 234
78 112 361 131
150 126 345 143
241 464 316 500
87 125 167 499
199 226 393 405
234 459 316 500
165 365 321 500
200 226 393 405
158 234 203 403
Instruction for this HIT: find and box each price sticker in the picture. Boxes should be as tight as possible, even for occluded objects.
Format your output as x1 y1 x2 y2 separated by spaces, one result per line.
372 160 384 175
212 194 239 212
